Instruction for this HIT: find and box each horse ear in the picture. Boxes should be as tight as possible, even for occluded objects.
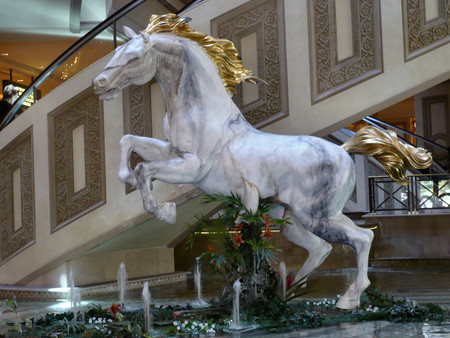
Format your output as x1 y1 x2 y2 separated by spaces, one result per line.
123 26 137 39
140 31 151 43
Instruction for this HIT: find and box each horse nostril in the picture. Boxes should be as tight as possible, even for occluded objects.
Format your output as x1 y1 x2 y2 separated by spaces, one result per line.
94 76 107 89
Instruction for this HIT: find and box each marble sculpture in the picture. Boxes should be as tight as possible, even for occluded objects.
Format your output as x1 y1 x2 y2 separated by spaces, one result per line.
93 14 432 309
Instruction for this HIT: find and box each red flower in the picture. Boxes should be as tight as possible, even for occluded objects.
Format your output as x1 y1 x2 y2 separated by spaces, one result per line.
262 214 274 226
235 223 244 231
208 243 214 252
263 224 272 238
233 233 244 247
286 275 293 290
108 303 122 320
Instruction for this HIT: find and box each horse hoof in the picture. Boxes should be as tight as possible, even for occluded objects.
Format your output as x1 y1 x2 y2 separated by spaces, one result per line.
157 202 177 224
336 296 359 310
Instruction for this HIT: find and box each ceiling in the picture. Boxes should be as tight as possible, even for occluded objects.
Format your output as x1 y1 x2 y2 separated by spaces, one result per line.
0 0 191 99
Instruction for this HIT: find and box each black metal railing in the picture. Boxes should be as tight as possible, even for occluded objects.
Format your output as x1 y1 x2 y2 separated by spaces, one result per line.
369 173 450 214
0 0 197 131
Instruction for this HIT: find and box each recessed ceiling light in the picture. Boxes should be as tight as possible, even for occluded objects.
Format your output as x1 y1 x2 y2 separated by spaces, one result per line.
38 66 44 69
17 79 24 82
1 53 9 56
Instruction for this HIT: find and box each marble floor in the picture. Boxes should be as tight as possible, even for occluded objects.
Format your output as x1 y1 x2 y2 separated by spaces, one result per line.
1 266 449 336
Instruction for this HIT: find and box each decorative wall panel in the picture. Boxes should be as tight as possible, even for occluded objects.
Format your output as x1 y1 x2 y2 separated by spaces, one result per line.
48 89 106 231
402 0 450 61
308 0 383 103
211 0 288 127
0 128 35 265
122 82 153 193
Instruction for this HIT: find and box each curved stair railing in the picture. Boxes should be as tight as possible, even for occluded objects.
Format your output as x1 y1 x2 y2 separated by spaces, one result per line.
0 0 197 131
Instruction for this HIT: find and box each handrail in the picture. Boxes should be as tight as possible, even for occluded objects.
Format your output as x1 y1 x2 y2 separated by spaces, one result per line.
0 0 197 131
0 0 148 131
364 116 448 151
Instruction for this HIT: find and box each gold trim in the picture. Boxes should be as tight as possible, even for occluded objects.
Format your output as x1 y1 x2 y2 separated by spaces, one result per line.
144 13 261 94
343 126 433 185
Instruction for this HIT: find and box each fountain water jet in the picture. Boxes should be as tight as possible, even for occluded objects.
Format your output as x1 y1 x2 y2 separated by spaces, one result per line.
69 268 75 311
279 261 287 301
230 279 242 330
192 257 209 307
117 262 127 308
142 281 152 333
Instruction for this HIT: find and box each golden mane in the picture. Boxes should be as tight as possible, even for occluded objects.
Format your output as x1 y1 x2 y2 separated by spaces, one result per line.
143 13 259 95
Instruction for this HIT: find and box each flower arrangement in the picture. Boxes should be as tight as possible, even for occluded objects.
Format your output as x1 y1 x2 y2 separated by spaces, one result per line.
186 193 290 304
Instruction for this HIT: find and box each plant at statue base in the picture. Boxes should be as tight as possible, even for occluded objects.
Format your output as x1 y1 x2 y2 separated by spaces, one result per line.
186 193 291 307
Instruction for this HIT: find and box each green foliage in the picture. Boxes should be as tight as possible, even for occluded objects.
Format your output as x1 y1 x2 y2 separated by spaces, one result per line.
50 316 86 335
186 193 290 305
387 299 431 322
86 303 111 319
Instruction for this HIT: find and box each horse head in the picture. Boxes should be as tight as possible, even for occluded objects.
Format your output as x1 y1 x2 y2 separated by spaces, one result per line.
92 27 157 100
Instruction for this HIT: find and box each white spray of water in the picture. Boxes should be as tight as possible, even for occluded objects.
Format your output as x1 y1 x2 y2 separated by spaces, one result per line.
72 291 82 321
231 279 242 329
69 268 75 311
142 281 152 333
117 262 128 308
194 256 202 302
279 261 287 301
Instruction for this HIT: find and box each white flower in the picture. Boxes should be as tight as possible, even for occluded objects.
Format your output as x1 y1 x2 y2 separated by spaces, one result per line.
173 321 177 326
177 325 181 330
88 318 92 324
191 325 195 329
306 301 310 305
184 320 188 324
211 324 215 328
332 299 336 305
182 323 185 328
108 319 113 323
373 307 379 312
337 294 341 298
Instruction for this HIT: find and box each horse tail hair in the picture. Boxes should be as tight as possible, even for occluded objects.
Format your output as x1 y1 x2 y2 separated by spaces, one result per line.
342 126 433 185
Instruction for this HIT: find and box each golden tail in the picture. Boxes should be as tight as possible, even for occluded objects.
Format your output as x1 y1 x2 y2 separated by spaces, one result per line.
342 126 433 185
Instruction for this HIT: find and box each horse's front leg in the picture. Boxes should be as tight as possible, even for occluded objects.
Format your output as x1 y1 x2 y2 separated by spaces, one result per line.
134 152 203 224
119 135 172 187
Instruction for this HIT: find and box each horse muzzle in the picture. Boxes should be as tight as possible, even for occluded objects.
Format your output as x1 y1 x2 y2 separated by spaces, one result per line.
92 75 119 100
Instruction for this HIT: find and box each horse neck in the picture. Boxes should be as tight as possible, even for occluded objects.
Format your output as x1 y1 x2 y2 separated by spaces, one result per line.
154 39 237 122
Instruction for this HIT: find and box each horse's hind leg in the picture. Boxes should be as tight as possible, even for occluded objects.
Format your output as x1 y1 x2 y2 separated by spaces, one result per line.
281 211 332 286
313 213 373 309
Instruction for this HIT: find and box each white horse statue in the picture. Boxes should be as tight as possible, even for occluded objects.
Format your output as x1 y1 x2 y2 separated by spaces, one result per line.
93 14 432 309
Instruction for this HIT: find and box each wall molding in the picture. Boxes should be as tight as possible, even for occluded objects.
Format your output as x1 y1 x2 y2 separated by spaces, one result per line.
308 0 383 104
122 82 153 194
48 88 106 232
0 127 35 265
211 0 289 127
402 0 450 61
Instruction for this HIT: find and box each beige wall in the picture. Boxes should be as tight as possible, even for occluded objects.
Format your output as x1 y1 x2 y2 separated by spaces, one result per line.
183 0 450 137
